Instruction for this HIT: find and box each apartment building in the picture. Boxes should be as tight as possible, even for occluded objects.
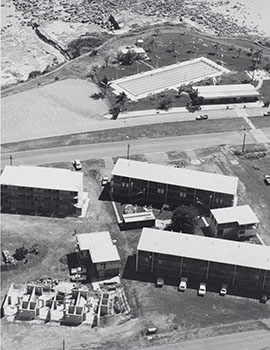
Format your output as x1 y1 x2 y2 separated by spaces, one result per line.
136 228 270 294
110 158 239 209
76 231 121 279
209 205 260 238
0 165 85 217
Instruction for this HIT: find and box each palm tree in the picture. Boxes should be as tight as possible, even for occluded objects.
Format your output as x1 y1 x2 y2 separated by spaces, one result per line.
115 92 128 111
103 54 110 67
148 36 155 52
237 48 242 58
213 42 220 55
99 75 111 98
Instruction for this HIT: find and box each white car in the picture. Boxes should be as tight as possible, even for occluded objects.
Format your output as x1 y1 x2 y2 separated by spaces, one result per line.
156 277 164 288
198 283 206 296
263 111 270 116
73 159 82 171
101 176 109 186
196 114 208 120
178 277 188 292
265 175 270 185
220 284 228 296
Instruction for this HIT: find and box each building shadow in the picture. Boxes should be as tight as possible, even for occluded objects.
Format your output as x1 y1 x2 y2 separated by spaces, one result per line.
66 253 80 274
122 255 265 301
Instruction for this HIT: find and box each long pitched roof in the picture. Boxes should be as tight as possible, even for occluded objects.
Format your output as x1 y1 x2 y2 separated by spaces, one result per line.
210 205 259 225
197 84 260 99
112 158 238 195
138 228 270 270
0 165 83 192
77 231 120 263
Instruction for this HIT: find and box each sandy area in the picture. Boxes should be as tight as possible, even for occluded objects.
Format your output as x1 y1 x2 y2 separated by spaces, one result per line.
1 78 109 143
196 0 270 38
1 0 66 87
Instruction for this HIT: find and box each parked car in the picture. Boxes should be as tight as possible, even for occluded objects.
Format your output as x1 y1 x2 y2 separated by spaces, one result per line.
264 175 270 185
156 277 164 288
178 277 188 292
198 283 206 296
73 159 82 171
220 284 228 296
263 111 270 116
196 114 208 120
260 295 268 304
101 176 109 186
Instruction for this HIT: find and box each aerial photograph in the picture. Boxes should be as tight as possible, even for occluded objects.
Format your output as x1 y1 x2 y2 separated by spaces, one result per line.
1 0 270 349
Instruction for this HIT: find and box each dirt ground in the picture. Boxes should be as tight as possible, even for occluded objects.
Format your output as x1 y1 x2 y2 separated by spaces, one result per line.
1 148 270 350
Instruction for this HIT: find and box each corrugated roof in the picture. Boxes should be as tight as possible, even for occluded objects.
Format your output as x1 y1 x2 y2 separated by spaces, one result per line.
138 228 270 270
210 205 260 225
0 165 83 192
112 159 238 195
77 231 120 263
197 84 260 99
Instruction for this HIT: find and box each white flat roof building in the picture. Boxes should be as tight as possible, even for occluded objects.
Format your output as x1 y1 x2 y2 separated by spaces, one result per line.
196 84 260 100
112 158 238 196
0 165 83 192
118 46 146 55
76 231 120 263
210 205 259 226
138 228 270 270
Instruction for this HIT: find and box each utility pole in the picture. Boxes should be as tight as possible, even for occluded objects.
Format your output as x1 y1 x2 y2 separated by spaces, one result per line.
127 136 130 160
9 155 13 166
241 127 246 153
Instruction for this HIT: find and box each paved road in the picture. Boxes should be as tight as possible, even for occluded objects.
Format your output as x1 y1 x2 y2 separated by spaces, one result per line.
1 130 256 168
147 329 270 350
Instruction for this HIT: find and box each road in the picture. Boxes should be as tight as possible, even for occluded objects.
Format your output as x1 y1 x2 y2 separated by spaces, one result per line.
148 329 270 350
1 130 256 168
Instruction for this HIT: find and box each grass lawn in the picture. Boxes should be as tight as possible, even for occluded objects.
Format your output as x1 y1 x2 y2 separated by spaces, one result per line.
2 117 250 153
249 116 270 128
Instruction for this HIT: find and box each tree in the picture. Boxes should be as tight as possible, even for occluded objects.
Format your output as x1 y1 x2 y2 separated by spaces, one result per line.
99 75 111 98
157 96 172 110
110 106 120 120
103 54 110 67
147 36 155 53
237 47 242 58
120 49 137 65
166 205 199 234
115 92 128 111
213 42 220 55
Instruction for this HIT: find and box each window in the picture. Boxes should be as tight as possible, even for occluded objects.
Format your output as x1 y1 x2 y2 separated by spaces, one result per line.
158 260 163 265
157 188 164 194
215 198 224 204
180 192 187 198
121 182 129 188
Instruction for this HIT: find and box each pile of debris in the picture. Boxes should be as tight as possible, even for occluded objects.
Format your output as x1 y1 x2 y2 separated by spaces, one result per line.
27 276 59 290
2 249 17 265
